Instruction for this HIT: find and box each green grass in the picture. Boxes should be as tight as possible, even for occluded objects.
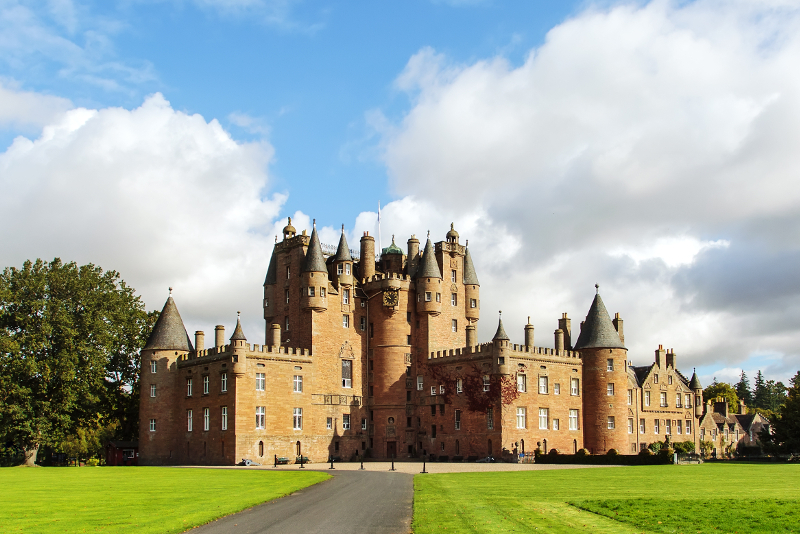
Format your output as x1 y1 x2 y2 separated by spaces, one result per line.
413 463 800 533
0 466 329 534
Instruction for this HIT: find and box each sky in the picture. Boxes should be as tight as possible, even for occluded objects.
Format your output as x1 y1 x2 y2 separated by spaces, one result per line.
2 0 800 388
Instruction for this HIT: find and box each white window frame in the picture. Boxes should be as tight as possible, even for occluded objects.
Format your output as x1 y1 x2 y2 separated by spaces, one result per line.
150 384 156 398
187 410 193 432
440 385 445 394
150 360 157 373
436 292 441 302
538 408 548 430
204 408 210 431
326 417 332 430
676 393 682 408
256 406 265 429
343 315 349 328
308 286 315 297
203 375 209 395
607 359 614 372
517 374 527 393
425 292 431 302
645 391 651 406
343 289 350 305
361 418 367 430
639 418 645 434
677 420 683 434
343 414 351 430
431 386 437 396
346 263 351 275
187 378 193 397
607 383 614 396
451 293 457 306
417 375 424 391
569 409 578 430
627 418 634 434
666 419 672 435
320 287 326 298
451 270 456 283
607 416 615 430
256 373 266 391
221 406 228 430
685 394 692 408
221 372 228 392
337 263 343 275
686 421 692 435
654 419 660 434
293 375 303 393
293 407 303 430
451 319 457 332
660 391 668 407
342 360 353 388
627 389 632 405
483 375 491 392
149 419 156 432
571 378 579 396
456 378 463 393
539 376 548 394
517 407 527 429
470 298 477 308
554 383 560 395
553 418 560 430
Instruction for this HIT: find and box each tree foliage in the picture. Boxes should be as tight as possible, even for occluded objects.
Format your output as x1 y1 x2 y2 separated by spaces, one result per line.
703 381 739 407
0 259 154 464
760 371 800 455
735 371 752 405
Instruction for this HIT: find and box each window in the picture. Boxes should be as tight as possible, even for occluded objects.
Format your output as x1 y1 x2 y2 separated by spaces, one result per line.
256 373 265 391
569 410 579 430
256 407 265 429
653 374 659 384
439 404 445 415
440 385 445 394
607 383 614 396
654 419 660 434
293 408 302 430
425 292 432 302
286 266 290 279
320 287 326 298
676 393 682 407
149 419 156 432
285 316 289 331
645 391 651 406
360 317 366 331
517 407 528 429
337 264 343 275
343 289 350 304
431 404 436 415
204 408 210 431
451 270 456 283
660 392 667 407
607 359 614 372
221 407 228 430
457 378 463 393
487 407 494 430
666 420 672 435
343 414 351 430
431 386 437 396
685 394 691 408
265 297 269 308
436 293 441 302
326 417 332 430
150 360 157 373
406 334 412 345
293 375 303 393
221 373 228 392
431 425 437 438
538 408 547 429
627 389 633 405
417 375 423 391
571 378 579 396
455 410 461 430
342 360 352 388
187 410 193 431
677 420 683 434
607 416 615 430
470 298 477 308
285 289 290 304
343 315 349 328
451 319 457 332
451 293 457 306
668 375 673 385
150 384 156 398
362 418 367 430
483 375 491 392
553 418 560 430
554 383 560 395
686 421 692 435
517 374 527 392
203 375 209 394
539 376 548 394
187 378 193 397
639 418 646 434
346 264 351 275
627 418 634 434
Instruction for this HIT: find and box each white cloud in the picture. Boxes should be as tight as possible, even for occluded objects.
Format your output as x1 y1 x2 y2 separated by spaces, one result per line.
0 80 73 128
368 0 800 381
0 92 283 341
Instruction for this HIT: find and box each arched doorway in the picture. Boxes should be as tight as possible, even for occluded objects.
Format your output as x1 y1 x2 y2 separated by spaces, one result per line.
296 441 301 456
259 441 264 457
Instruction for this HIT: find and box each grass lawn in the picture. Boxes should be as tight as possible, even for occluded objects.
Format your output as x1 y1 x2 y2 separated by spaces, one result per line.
413 463 800 533
0 466 329 534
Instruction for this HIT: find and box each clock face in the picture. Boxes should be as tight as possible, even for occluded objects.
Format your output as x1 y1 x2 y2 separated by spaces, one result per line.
383 290 399 307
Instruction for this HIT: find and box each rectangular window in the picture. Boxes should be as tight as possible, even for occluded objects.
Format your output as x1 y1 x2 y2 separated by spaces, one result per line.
668 375 673 385
256 373 265 391
639 418 645 434
627 389 633 405
308 286 315 297
285 289 290 304
607 359 614 372
285 316 289 331
343 315 349 328
666 420 672 435
150 384 156 398
451 293 457 306
203 375 209 395
457 378 463 393
342 360 352 388
627 418 634 434
676 393 682 407
654 419 660 434
571 378 579 396
343 289 350 305
431 404 436 416
517 374 527 392
360 317 366 331
337 264 343 275
677 420 683 434
431 386 436 396
553 418 560 430
362 418 367 430
256 406 265 429
440 385 445 394
425 292 432 302
407 335 412 344
455 410 461 430
321 287 325 298
187 410 193 431
645 391 651 406
685 394 691 408
150 360 157 373
451 270 456 283
417 375 423 391
517 407 528 429
436 293 441 302
293 408 302 430
187 378 193 397
326 417 332 430
286 266 290 279
654 374 659 384
539 376 548 394
346 264 351 275
607 383 614 396
221 372 228 392
554 383 560 395
487 407 494 430
483 375 491 392
470 298 477 308
569 409 579 430
607 416 615 430
660 392 667 407
221 406 228 430
538 407 548 429
204 408 210 431
686 421 692 435
451 319 457 332
431 425 437 438
149 419 156 432
293 375 303 393
343 414 351 430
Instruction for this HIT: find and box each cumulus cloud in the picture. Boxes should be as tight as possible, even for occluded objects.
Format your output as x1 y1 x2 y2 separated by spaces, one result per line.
0 80 73 128
0 92 283 340
368 0 800 381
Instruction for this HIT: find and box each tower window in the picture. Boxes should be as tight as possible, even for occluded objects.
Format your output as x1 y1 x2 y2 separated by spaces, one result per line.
346 264 351 275
308 287 315 297
343 315 349 328
360 317 366 331
470 299 477 308
285 289 289 304
425 292 431 302
451 319 457 332
342 360 352 388
436 293 441 302
337 264 343 275
150 361 157 373
343 289 350 304
451 293 457 306
451 270 456 283
286 266 290 279
320 287 326 298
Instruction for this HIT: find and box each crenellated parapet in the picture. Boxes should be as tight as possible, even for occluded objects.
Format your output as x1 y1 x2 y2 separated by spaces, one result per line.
181 343 313 365
427 341 581 364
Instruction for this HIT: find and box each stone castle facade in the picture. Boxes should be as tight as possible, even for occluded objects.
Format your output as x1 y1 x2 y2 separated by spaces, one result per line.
138 219 754 464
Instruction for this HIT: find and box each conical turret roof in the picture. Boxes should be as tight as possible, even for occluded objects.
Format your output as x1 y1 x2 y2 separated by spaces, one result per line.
264 250 277 285
302 224 328 273
334 226 353 262
493 314 510 341
573 288 625 350
230 314 247 341
415 237 441 279
463 246 479 285
144 294 194 351
689 369 702 390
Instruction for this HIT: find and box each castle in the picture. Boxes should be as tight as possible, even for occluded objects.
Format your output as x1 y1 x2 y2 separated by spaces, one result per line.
138 219 763 464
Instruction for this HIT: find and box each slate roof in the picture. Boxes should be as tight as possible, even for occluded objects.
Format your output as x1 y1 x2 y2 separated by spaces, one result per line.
689 371 703 390
302 226 328 273
573 291 625 350
463 247 479 285
493 316 510 341
230 315 247 341
264 250 277 285
144 295 194 351
416 238 442 279
334 228 353 262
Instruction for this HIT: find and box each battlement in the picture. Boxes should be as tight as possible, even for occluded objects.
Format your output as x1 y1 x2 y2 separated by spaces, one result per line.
364 272 412 283
428 341 581 363
188 344 312 360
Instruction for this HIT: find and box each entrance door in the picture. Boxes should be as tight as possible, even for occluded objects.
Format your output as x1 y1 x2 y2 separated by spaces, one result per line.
386 442 397 459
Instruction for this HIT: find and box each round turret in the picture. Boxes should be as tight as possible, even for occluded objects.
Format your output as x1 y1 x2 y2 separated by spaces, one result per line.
334 225 354 286
690 369 704 417
446 222 459 243
300 222 329 311
415 234 442 315
231 313 248 376
282 217 296 240
463 242 480 321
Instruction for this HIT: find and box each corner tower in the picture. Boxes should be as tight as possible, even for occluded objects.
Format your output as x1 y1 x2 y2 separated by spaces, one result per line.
415 233 442 315
574 285 628 454
300 221 329 312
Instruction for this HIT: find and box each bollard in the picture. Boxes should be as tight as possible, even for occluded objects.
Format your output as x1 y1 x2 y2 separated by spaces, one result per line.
360 455 365 470
299 455 305 469
330 457 335 469
390 454 396 471
421 457 427 474
274 454 277 468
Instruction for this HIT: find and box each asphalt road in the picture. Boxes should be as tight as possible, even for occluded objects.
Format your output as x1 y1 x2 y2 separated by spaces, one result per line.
191 470 413 534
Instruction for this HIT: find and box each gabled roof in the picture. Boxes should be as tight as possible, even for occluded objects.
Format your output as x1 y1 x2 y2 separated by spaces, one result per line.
416 237 442 279
573 290 625 350
264 250 277 285
463 247 479 285
632 364 654 386
230 315 247 341
493 316 509 341
302 225 328 273
334 227 353 262
144 295 194 351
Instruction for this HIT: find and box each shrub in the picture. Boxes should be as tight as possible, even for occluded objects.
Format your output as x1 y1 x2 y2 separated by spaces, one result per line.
638 447 653 456
575 448 588 456
649 441 663 454
673 441 696 454
606 449 619 456
548 449 559 456
658 447 675 462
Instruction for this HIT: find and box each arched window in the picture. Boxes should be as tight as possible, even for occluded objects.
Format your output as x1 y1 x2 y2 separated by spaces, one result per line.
259 441 264 457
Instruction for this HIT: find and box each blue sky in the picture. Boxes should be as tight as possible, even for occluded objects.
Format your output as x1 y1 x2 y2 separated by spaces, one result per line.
2 0 800 387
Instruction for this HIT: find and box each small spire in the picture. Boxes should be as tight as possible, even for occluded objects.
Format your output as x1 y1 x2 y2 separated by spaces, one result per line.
237 311 241 317
493 311 510 341
313 218 316 228
392 234 395 243
427 230 430 238
595 283 599 294
341 224 345 233
169 287 173 296
451 222 454 230
466 239 468 246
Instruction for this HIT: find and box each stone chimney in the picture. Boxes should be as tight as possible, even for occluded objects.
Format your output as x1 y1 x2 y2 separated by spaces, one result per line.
215 325 225 348
665 348 675 369
195 331 204 352
558 313 571 350
655 344 665 368
612 312 624 344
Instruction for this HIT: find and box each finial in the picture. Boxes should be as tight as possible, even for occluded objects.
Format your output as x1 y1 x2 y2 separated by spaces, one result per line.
169 287 173 296
466 239 469 246
527 316 531 324
391 234 395 243
427 230 430 238
288 216 292 224
313 218 316 228
595 283 599 294
499 310 502 317
450 222 454 230
341 224 345 233
237 311 240 317
275 235 278 243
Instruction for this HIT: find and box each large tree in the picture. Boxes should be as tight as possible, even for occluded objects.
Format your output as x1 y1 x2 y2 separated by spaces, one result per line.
760 371 800 455
735 370 752 405
703 381 739 408
0 259 153 465
752 370 768 410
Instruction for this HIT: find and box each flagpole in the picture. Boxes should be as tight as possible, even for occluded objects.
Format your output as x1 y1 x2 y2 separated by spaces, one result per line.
378 201 382 256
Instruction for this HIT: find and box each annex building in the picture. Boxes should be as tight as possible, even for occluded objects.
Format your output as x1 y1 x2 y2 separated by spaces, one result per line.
139 219 755 465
